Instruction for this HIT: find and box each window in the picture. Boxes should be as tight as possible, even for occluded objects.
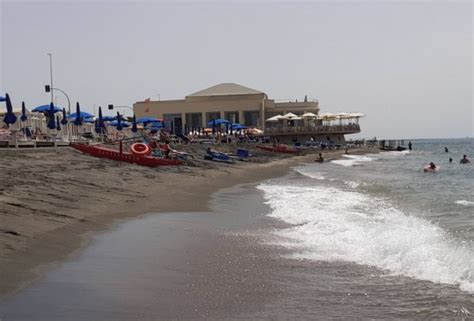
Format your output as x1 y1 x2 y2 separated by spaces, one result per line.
185 113 203 129
224 111 239 124
244 111 260 127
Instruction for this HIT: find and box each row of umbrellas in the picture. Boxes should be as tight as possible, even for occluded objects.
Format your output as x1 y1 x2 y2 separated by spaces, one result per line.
1 93 167 134
266 112 365 122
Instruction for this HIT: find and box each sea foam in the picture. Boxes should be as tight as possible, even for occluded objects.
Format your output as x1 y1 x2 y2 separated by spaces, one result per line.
455 200 474 207
331 154 375 167
257 182 474 293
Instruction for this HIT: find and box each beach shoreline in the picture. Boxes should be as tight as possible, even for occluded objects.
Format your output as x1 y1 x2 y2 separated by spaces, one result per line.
0 146 377 300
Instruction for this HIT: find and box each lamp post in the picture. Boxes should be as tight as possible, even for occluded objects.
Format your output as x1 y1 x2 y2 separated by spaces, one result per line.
47 53 53 103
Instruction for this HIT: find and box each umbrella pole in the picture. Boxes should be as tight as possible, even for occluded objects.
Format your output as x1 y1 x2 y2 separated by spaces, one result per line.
119 139 123 155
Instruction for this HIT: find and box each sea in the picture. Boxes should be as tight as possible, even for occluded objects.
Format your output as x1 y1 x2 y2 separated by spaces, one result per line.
0 138 472 320
256 138 474 318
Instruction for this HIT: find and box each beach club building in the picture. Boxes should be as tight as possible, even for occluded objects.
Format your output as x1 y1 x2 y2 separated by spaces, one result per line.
133 83 361 143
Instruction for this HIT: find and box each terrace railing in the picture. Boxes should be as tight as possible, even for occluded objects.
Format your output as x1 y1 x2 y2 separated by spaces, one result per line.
265 124 360 135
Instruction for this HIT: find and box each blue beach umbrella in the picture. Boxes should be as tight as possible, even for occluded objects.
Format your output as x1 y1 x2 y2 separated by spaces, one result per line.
73 102 83 126
3 93 17 126
207 118 229 126
0 96 6 102
82 117 94 123
32 104 62 113
61 108 68 125
102 115 115 122
47 103 56 130
131 114 137 133
68 111 94 119
110 120 130 127
136 116 161 124
56 115 61 131
20 102 27 122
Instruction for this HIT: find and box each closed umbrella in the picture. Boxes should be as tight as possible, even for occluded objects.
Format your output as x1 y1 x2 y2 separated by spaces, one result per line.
60 108 68 125
73 102 83 126
3 93 17 126
116 112 122 131
131 114 137 133
56 115 61 131
47 103 56 130
20 102 28 122
96 106 104 134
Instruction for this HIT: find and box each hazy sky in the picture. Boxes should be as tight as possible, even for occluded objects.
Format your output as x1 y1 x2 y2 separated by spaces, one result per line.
1 0 472 139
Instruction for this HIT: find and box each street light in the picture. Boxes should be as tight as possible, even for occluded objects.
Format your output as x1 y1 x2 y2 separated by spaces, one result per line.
108 104 134 116
47 53 53 103
45 53 71 114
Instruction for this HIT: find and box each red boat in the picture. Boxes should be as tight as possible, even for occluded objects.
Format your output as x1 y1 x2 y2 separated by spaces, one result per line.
256 144 301 154
71 143 183 167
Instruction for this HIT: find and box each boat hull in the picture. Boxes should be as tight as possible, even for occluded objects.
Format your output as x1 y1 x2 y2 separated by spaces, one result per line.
71 143 183 167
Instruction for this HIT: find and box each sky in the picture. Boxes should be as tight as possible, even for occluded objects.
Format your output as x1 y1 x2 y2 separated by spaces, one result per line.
1 0 472 139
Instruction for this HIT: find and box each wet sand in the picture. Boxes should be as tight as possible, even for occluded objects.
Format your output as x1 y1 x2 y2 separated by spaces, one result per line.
0 145 376 301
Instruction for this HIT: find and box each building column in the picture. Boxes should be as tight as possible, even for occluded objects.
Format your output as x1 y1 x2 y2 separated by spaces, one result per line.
238 111 245 126
201 112 206 128
260 99 265 131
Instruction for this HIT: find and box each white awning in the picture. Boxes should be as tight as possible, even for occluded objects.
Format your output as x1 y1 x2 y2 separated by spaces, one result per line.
265 115 283 122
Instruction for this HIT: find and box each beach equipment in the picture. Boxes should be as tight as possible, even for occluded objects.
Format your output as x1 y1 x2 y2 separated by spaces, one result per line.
301 112 317 118
73 102 83 126
56 115 61 131
231 123 247 130
102 115 116 122
256 144 301 154
207 119 230 126
115 112 123 131
70 143 183 167
0 96 5 102
68 111 94 119
130 143 151 156
265 115 283 122
131 115 138 133
46 103 56 130
110 120 130 128
136 116 162 124
60 108 68 125
95 106 105 134
3 94 17 126
32 104 62 113
280 112 299 120
20 102 28 122
205 149 234 164
145 121 163 129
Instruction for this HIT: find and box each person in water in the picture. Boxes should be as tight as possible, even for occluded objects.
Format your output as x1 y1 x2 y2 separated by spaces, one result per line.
315 153 324 163
429 162 436 170
449 157 453 164
444 147 449 153
408 141 412 150
460 155 471 164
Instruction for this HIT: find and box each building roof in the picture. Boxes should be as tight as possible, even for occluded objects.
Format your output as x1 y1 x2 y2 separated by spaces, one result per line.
187 83 265 97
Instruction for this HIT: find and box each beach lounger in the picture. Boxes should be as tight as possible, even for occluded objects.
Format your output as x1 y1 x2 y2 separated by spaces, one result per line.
205 149 235 164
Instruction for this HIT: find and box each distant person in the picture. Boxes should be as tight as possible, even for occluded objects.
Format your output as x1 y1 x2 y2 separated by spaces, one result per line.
444 147 449 153
408 141 413 150
315 153 324 163
460 155 471 164
429 162 436 170
449 157 453 164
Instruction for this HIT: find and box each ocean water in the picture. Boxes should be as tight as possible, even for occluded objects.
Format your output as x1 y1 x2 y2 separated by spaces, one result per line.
258 139 474 317
258 138 474 298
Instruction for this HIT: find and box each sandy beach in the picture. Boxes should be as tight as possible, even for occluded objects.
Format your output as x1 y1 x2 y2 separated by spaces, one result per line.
0 144 376 300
